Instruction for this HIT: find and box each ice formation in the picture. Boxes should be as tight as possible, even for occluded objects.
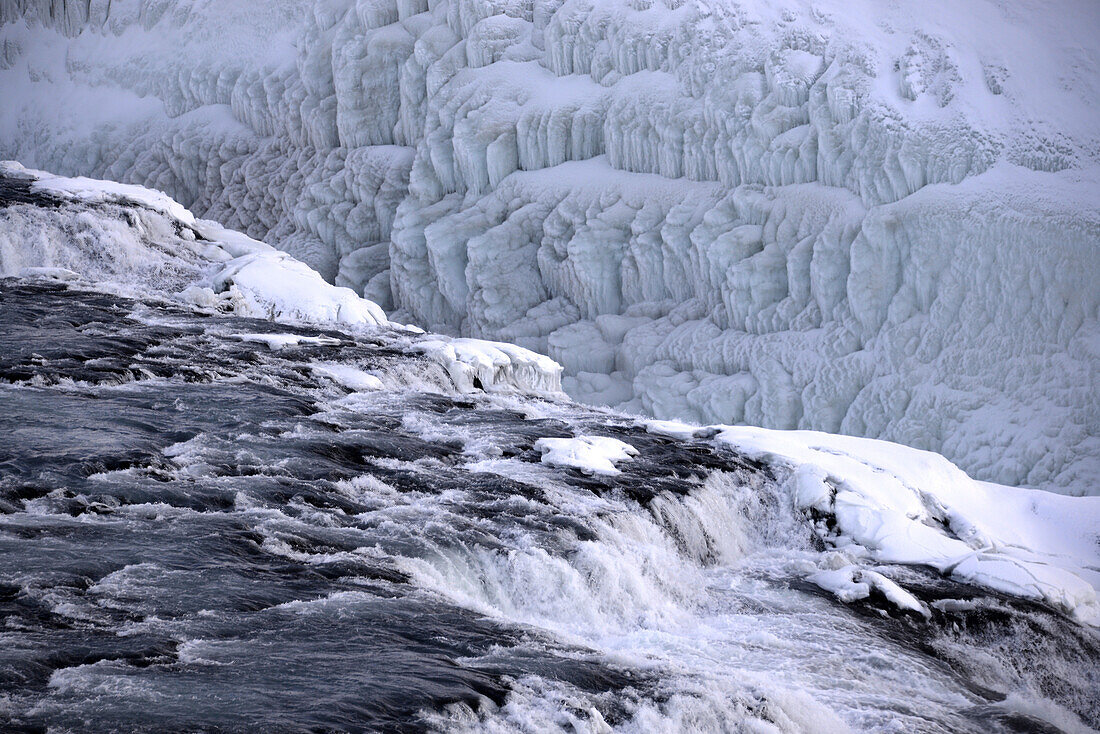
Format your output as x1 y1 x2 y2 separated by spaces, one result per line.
2 0 1099 493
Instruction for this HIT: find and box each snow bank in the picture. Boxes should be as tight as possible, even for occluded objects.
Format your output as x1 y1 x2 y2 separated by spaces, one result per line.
683 423 1100 626
535 435 638 475
3 1 1099 493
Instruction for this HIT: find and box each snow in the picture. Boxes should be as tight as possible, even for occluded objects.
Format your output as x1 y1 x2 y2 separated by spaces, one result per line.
413 336 564 395
534 435 639 475
1 162 394 329
310 362 385 391
229 333 342 351
26 167 198 226
703 425 1100 626
16 266 82 281
643 419 706 441
632 417 1100 624
3 0 1098 494
210 251 390 327
806 565 929 617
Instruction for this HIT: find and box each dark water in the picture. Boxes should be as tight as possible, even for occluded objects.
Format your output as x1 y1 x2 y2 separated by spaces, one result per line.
0 280 1096 733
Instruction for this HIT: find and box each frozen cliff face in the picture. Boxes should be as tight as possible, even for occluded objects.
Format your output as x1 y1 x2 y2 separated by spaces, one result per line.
2 0 1098 493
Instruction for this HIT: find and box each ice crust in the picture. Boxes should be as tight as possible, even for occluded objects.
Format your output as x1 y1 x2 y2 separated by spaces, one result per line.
2 0 1099 493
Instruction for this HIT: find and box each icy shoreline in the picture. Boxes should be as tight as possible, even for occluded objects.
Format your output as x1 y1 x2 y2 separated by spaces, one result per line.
0 161 563 397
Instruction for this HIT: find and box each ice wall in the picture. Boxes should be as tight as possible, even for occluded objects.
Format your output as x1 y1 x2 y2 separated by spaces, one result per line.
2 0 1098 493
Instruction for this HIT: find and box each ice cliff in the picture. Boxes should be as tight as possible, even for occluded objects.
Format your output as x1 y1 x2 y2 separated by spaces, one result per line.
2 0 1098 493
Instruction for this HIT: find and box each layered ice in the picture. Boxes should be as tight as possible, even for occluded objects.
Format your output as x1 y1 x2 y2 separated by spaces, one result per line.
2 0 1098 493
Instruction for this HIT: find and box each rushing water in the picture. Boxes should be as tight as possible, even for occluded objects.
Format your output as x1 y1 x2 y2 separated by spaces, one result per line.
0 280 1096 733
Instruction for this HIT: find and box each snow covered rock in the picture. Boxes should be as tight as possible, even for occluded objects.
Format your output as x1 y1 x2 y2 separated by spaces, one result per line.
535 435 639 475
3 0 1099 493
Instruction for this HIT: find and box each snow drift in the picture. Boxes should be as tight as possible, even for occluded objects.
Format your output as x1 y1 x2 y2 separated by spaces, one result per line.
1 0 1098 493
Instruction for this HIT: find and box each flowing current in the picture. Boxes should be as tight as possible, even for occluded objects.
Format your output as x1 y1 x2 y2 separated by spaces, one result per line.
1 279 1096 734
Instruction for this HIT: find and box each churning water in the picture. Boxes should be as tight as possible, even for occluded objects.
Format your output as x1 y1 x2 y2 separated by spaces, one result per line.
1 280 1096 733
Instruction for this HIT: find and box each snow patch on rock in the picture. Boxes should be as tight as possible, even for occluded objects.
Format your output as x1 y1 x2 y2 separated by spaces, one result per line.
535 435 639 475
